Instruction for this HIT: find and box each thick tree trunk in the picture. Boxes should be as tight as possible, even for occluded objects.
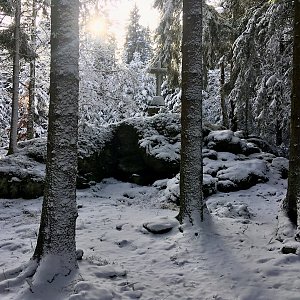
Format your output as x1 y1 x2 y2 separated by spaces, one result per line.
33 0 80 276
27 0 37 140
284 0 300 227
8 0 21 155
178 0 204 225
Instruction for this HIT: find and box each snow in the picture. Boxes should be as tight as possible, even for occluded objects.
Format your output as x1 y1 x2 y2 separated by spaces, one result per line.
216 159 268 183
0 164 300 300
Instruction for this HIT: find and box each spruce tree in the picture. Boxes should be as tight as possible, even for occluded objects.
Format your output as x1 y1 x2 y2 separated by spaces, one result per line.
124 4 152 64
154 0 231 87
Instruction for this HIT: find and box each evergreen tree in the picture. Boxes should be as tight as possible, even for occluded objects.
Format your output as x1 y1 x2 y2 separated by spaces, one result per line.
154 0 231 87
178 0 204 225
124 4 152 64
283 0 300 229
154 0 182 87
224 0 292 149
0 0 48 145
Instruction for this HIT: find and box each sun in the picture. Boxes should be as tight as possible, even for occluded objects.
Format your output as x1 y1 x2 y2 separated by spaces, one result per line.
87 17 106 37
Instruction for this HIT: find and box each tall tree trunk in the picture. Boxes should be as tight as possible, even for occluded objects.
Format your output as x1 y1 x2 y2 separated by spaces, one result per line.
284 0 300 227
244 96 249 138
8 0 21 154
27 0 37 140
33 0 80 277
220 58 229 128
178 0 204 225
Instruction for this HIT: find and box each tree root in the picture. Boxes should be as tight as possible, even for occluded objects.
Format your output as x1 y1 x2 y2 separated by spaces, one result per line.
0 259 38 293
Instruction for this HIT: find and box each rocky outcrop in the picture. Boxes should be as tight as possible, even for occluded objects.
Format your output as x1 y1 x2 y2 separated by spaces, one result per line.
78 114 181 185
205 130 260 155
0 155 45 199
216 159 269 192
0 114 288 199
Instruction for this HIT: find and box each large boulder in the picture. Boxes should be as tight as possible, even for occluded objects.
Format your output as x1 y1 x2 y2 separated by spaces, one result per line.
216 159 269 192
0 155 44 199
205 130 260 155
78 114 182 185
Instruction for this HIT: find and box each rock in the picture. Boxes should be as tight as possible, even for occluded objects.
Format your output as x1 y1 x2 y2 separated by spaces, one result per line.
205 130 260 155
143 217 179 234
203 158 226 177
202 149 218 160
241 142 260 156
271 157 289 179
203 174 217 197
216 159 268 192
164 173 217 205
234 131 245 139
247 136 279 156
281 246 297 255
0 114 285 199
94 265 126 279
78 114 182 185
0 157 45 199
123 291 142 299
249 152 276 162
217 180 237 193
18 138 47 163
164 174 180 205
212 202 253 219
76 249 84 260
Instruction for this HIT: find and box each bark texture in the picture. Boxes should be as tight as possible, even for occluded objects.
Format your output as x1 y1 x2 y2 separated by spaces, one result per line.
27 0 37 140
178 0 204 224
8 0 21 154
284 0 300 227
220 59 229 128
33 0 80 273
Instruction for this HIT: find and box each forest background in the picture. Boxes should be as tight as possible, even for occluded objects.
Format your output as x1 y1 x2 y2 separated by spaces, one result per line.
0 0 293 157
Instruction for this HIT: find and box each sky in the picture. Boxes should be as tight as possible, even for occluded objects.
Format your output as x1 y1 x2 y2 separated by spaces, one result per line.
107 0 223 45
107 0 160 46
89 0 223 48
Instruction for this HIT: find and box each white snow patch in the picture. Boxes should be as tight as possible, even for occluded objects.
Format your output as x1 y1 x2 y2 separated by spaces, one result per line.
0 171 299 300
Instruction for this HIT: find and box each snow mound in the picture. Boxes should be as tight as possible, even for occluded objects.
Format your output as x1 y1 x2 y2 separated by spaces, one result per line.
211 202 253 220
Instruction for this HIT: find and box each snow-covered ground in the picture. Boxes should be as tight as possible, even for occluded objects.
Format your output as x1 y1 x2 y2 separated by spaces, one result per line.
0 173 300 300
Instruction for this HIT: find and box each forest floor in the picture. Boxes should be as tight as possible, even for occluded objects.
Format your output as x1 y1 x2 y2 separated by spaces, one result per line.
0 172 300 300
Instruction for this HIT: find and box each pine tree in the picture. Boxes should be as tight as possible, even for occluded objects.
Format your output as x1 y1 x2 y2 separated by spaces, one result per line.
32 0 79 280
178 0 204 225
124 4 152 64
154 0 182 87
